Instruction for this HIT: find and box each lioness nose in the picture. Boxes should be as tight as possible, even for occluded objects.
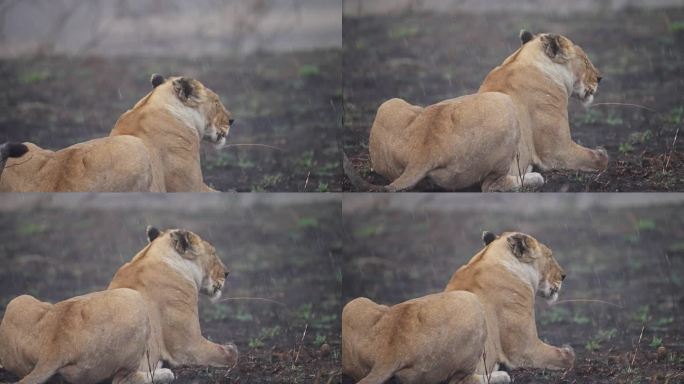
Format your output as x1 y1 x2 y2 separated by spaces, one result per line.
224 271 230 279
561 273 567 281
228 119 235 125
597 76 602 84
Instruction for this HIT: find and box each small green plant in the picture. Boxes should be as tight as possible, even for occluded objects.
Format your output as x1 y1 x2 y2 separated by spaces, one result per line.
297 217 319 229
296 150 315 169
354 223 385 238
579 109 600 124
605 113 623 126
314 334 327 347
585 339 601 351
248 337 264 348
235 308 254 322
619 142 634 154
669 20 684 32
668 106 684 124
298 64 320 77
632 305 650 323
649 335 663 348
19 69 50 84
18 222 48 236
388 25 420 39
635 219 656 231
316 182 329 192
572 312 591 325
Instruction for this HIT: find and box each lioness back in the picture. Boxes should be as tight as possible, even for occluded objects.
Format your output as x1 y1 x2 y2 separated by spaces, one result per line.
0 135 158 192
342 291 487 384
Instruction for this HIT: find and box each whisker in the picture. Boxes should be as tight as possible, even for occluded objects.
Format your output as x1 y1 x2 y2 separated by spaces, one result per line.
589 102 657 113
553 299 623 308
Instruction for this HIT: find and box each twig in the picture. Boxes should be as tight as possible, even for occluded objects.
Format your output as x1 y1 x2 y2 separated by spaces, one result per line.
219 296 286 306
553 299 623 308
664 127 679 172
515 152 525 190
628 325 645 373
293 323 308 367
304 171 310 191
589 102 658 113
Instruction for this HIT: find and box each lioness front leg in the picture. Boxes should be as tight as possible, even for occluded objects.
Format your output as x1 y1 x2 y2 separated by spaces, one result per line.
543 141 608 173
174 337 238 368
517 340 575 370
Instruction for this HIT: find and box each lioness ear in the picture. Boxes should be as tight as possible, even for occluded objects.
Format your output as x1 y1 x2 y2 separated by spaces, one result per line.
541 34 566 60
507 233 531 259
150 74 165 88
482 231 497 245
172 77 196 102
520 30 534 45
170 230 197 257
146 226 161 243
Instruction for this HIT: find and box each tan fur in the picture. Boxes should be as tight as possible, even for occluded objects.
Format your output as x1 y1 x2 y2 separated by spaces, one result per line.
342 231 573 384
108 228 237 369
0 76 233 192
368 32 606 191
0 290 174 384
0 228 236 384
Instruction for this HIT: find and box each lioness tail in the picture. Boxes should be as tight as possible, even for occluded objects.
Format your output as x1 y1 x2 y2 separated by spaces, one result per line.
342 152 386 192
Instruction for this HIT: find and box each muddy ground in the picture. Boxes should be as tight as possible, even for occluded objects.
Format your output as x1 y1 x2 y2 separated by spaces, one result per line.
341 198 684 383
0 197 342 383
0 49 342 192
342 7 684 191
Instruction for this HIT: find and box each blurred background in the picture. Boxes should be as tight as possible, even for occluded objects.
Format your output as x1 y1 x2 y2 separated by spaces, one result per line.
343 0 684 192
342 194 684 383
0 193 342 383
0 0 342 191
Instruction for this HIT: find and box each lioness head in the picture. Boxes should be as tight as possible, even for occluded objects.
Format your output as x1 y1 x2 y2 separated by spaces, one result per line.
483 231 566 303
520 30 601 107
147 226 230 302
150 74 234 150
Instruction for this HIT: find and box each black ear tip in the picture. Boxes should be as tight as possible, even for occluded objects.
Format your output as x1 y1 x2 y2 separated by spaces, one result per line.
150 74 165 88
1 142 29 160
520 30 534 44
146 226 161 242
482 231 497 245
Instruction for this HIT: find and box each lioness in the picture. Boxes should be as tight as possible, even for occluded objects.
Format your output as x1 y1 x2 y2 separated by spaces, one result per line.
0 227 237 383
342 231 573 384
362 30 606 191
0 74 233 192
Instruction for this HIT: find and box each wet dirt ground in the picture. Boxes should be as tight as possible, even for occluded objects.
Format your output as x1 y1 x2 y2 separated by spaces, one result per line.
0 49 342 192
0 196 342 383
341 197 684 383
342 7 684 192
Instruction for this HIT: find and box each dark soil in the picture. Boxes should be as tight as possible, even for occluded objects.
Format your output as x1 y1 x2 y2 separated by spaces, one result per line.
342 8 684 192
0 49 342 192
341 200 684 383
0 198 342 383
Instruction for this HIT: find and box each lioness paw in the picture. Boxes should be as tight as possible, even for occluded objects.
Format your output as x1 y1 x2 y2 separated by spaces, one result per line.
221 343 239 367
560 344 575 368
152 368 175 383
522 172 544 189
490 371 511 384
594 147 609 170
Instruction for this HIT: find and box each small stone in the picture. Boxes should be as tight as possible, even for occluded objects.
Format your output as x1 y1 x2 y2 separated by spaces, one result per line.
656 346 667 361
319 343 331 357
